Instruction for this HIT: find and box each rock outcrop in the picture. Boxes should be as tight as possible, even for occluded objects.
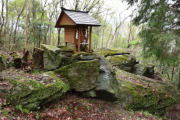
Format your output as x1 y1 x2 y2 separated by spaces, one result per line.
1 71 69 111
41 44 62 70
96 56 119 101
1 46 179 116
94 48 137 73
133 63 154 77
55 59 100 92
116 69 179 116
106 55 136 72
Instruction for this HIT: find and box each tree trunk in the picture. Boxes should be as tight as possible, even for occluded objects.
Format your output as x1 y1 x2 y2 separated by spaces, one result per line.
3 0 8 36
0 0 4 46
58 28 61 45
178 69 180 90
32 47 44 69
13 2 26 44
127 22 132 48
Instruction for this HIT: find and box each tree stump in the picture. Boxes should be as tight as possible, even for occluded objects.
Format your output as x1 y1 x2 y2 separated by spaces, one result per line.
32 47 44 69
22 48 29 62
10 52 22 68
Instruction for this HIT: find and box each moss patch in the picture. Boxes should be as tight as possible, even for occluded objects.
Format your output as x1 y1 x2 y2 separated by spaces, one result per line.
116 69 178 116
94 48 128 57
3 71 70 111
55 59 101 92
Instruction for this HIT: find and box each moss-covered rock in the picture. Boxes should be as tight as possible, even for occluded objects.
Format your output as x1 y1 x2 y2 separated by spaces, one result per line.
3 71 70 110
41 44 62 70
57 46 74 52
94 48 129 57
55 59 101 92
96 57 119 101
71 52 100 61
116 69 178 116
41 44 78 70
133 64 154 77
107 55 136 72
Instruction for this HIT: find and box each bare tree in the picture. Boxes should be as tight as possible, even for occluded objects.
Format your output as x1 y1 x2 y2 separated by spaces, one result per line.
0 0 4 46
24 0 32 52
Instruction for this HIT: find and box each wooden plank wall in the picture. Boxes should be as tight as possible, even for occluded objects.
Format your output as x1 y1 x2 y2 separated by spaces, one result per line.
65 26 75 43
59 12 76 26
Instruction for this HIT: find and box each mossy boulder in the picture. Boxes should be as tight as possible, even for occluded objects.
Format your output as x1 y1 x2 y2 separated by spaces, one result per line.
55 59 101 92
107 55 136 72
116 69 179 116
133 64 154 77
96 57 119 101
71 52 100 61
41 44 62 70
57 45 74 52
0 53 6 71
94 48 129 57
3 71 70 110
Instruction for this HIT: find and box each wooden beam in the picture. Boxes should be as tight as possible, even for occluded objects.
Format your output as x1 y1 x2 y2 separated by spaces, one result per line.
89 26 92 53
78 27 80 53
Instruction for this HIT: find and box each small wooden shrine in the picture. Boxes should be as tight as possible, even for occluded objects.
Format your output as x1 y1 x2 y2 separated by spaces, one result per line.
55 7 101 53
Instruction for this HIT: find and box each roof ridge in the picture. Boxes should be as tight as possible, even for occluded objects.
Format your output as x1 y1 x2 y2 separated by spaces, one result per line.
61 7 89 13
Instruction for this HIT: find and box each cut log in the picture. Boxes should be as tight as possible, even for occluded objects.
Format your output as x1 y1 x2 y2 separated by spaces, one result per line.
32 47 44 69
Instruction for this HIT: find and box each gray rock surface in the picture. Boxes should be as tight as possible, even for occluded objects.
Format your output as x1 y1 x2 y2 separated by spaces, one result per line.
55 59 101 92
96 57 119 101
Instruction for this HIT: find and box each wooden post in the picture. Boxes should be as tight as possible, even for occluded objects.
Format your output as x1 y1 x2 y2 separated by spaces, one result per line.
78 27 80 53
65 42 67 47
89 26 92 53
74 28 76 53
85 28 88 52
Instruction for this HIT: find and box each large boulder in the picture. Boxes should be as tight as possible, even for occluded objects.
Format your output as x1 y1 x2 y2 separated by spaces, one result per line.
106 55 136 72
96 57 119 101
0 53 6 71
41 44 78 70
116 69 179 116
55 59 100 92
94 48 136 73
94 48 129 57
1 71 69 111
133 63 154 77
41 44 62 70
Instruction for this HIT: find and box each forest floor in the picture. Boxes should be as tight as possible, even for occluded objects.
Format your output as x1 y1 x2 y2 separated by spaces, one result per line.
0 68 179 120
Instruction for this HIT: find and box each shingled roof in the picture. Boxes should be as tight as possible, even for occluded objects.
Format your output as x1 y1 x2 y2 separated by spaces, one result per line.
55 7 101 27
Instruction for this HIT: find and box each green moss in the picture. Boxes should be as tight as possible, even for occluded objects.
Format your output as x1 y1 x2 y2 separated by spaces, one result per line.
41 44 60 52
55 59 100 91
94 48 127 57
59 46 74 52
108 55 128 64
117 78 176 116
4 71 70 111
